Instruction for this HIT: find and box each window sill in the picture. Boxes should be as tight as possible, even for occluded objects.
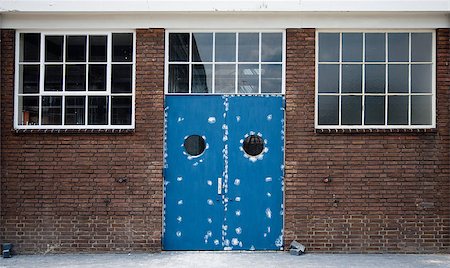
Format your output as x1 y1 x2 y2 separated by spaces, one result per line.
315 128 438 134
13 128 135 134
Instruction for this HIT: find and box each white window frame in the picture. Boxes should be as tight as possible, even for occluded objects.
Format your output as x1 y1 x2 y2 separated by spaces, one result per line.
164 30 286 95
14 30 136 130
315 29 436 130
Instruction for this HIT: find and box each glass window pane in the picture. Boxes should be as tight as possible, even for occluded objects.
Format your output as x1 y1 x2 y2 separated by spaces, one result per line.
89 35 107 62
215 64 236 93
364 96 385 125
44 65 63 91
88 96 108 125
88 64 107 91
411 64 432 93
342 33 363 62
111 64 132 93
365 33 385 62
19 65 40 94
411 33 432 62
261 64 282 93
341 96 362 125
318 33 339 62
238 33 259 62
411 95 432 125
262 33 282 62
112 33 133 62
45 36 64 62
388 33 409 62
388 96 408 125
388 64 409 93
20 33 40 62
365 64 385 93
215 33 236 62
238 64 259 93
65 96 85 125
318 64 339 93
19 96 39 125
42 96 62 125
65 64 86 91
66 36 87 62
191 64 212 93
169 33 189 62
192 33 213 62
168 64 189 93
318 95 339 125
342 64 362 93
112 96 132 125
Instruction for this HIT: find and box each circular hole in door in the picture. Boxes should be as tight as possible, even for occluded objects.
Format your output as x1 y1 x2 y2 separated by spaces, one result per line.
184 135 206 157
243 135 264 156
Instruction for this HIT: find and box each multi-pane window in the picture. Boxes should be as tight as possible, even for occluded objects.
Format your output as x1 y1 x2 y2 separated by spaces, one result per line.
166 31 284 94
16 31 135 129
316 31 434 128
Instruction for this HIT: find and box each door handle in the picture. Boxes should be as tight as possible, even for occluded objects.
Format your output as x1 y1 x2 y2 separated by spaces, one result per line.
218 177 222 195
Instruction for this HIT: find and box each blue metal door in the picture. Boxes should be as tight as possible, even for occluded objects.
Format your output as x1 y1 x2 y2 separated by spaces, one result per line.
164 95 284 250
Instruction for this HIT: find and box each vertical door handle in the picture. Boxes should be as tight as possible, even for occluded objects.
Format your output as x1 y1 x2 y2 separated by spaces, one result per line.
218 177 222 195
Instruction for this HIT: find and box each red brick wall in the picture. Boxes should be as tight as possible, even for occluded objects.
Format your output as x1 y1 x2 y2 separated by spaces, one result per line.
0 29 165 253
284 28 450 253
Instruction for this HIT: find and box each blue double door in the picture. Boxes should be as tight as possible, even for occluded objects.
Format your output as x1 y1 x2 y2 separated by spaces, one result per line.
164 95 284 250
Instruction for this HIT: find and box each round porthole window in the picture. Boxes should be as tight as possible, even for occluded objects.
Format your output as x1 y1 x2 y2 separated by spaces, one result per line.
184 135 206 157
243 135 264 156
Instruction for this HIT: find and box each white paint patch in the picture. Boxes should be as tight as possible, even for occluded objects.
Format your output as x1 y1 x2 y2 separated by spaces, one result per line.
250 245 255 251
164 180 170 186
275 235 283 247
234 178 240 186
236 116 241 122
224 239 230 246
207 218 212 224
267 226 271 233
177 200 183 205
207 199 214 205
235 210 241 216
207 180 212 186
224 246 232 251
231 238 239 246
207 231 212 237
265 177 272 182
265 208 272 219
177 176 183 182
214 239 219 245
176 231 182 237
177 117 184 122
267 114 272 121
264 233 267 237
235 227 242 234
267 192 272 197
193 162 199 166
235 197 241 202
208 117 216 124
177 216 182 223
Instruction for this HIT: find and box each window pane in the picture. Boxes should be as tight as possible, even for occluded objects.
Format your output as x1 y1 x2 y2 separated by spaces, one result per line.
45 36 64 62
66 36 87 62
411 33 432 62
342 64 362 93
65 96 85 125
364 96 385 125
318 95 339 125
44 65 63 91
65 65 86 91
318 64 339 93
238 64 259 93
19 96 39 125
388 33 409 62
261 64 282 93
168 64 189 93
365 64 385 93
388 96 408 125
261 33 282 62
318 33 339 62
192 64 212 93
88 64 107 91
365 33 385 62
411 64 432 93
42 96 62 125
112 64 132 93
215 33 236 62
112 33 133 62
341 96 362 125
192 33 213 62
411 95 432 125
112 96 132 125
169 33 189 62
342 33 363 62
20 33 40 62
89 35 107 62
388 64 409 93
19 65 40 94
238 33 259 62
215 64 236 93
88 96 108 125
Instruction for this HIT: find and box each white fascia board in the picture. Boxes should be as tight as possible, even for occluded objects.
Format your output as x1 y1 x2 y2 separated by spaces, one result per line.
0 0 449 13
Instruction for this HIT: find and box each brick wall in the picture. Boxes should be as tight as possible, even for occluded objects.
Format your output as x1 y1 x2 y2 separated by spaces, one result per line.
0 29 165 253
284 28 450 253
